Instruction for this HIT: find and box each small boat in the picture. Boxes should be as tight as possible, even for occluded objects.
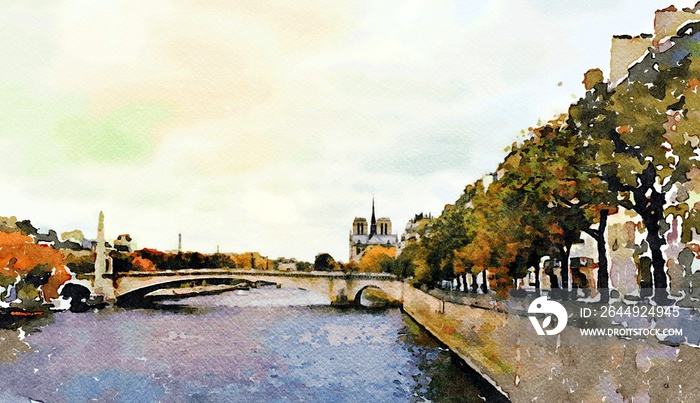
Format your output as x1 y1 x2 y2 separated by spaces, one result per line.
9 310 42 317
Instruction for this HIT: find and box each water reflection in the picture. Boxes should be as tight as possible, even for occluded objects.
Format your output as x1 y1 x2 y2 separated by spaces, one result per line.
158 286 331 308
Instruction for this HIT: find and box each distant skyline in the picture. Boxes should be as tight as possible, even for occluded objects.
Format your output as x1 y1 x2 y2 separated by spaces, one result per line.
0 1 692 261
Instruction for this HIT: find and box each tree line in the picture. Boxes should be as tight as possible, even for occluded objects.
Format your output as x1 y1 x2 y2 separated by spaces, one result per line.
400 23 700 303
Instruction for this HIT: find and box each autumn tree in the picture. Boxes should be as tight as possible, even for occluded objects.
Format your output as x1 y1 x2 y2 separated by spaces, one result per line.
358 246 396 273
341 260 359 273
0 232 71 310
500 114 619 299
418 186 477 288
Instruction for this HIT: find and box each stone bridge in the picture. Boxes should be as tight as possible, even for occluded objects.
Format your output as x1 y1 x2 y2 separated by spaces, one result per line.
74 269 403 306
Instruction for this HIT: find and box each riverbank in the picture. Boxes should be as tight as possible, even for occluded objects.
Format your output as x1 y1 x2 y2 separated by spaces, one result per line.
402 284 699 402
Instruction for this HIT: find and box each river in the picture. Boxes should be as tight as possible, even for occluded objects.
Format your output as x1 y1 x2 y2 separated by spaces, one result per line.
0 287 507 402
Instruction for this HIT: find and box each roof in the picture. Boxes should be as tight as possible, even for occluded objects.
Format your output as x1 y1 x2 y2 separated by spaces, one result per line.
351 233 398 246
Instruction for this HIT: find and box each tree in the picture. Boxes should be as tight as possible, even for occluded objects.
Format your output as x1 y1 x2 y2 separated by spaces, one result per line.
393 245 417 280
501 115 618 299
132 255 156 271
60 230 85 243
575 35 700 302
358 246 396 273
0 232 70 309
419 188 475 288
295 261 312 272
313 253 338 271
342 260 359 273
605 81 683 302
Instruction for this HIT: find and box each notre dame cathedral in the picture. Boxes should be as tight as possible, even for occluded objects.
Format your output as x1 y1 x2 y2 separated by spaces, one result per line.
349 199 398 262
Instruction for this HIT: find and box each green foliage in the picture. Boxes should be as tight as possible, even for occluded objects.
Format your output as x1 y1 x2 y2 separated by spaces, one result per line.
313 253 338 271
295 261 312 272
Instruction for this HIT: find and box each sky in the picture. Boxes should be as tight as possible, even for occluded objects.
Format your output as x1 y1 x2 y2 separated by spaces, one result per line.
0 0 696 262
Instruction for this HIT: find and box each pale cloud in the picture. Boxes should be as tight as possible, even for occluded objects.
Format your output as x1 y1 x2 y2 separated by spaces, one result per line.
0 0 689 260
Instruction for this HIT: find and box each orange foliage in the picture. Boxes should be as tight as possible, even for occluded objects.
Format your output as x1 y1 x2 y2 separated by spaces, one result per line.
359 246 396 273
457 233 492 275
0 232 70 301
451 256 466 276
132 256 156 271
343 261 359 272
616 125 632 134
231 252 271 270
44 266 72 301
689 78 700 90
548 223 564 235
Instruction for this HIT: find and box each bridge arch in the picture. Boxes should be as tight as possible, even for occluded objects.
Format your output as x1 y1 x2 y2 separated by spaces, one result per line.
115 276 253 306
59 282 93 312
354 285 391 307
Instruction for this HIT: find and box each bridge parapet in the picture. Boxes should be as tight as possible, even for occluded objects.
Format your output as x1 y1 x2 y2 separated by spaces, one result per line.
116 269 397 281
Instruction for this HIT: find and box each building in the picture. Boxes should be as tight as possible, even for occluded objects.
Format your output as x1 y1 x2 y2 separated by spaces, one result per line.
275 257 298 271
349 199 398 263
609 4 700 86
397 212 432 256
113 234 134 253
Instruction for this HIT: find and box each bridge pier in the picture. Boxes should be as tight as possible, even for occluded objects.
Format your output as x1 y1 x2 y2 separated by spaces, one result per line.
93 274 116 303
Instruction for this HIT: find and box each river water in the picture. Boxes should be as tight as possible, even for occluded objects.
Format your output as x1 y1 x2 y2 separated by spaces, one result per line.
0 287 506 402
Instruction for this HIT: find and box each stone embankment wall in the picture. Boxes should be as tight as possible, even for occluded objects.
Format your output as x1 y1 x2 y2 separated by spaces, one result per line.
402 285 700 402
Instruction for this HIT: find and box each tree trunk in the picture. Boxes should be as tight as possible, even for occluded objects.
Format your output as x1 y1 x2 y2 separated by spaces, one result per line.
639 256 653 297
646 217 668 303
633 176 667 303
647 223 668 303
456 274 463 292
565 238 574 300
481 269 488 294
596 210 610 303
461 273 467 293
559 242 572 301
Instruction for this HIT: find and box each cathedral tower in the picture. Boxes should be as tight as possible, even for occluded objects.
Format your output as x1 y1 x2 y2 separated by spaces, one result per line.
349 198 398 263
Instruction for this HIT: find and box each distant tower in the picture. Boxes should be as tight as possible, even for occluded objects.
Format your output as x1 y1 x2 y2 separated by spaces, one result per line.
369 197 377 237
352 218 368 235
377 218 392 235
93 211 115 301
94 212 106 276
178 233 182 252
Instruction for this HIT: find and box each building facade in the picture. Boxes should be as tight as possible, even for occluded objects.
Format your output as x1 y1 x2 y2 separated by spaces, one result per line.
397 212 432 256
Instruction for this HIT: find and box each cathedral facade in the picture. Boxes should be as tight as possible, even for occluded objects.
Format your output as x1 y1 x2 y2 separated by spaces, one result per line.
349 199 398 263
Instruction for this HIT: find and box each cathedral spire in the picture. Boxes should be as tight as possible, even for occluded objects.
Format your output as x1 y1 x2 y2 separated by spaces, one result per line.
370 196 377 237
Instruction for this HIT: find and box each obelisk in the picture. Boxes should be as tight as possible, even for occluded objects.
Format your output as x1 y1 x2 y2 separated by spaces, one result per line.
93 211 115 301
